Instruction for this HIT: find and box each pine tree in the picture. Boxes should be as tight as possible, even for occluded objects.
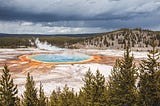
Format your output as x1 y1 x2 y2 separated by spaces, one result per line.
46 97 50 106
92 70 106 106
59 85 76 106
74 93 81 106
38 82 46 106
81 69 94 105
22 73 38 106
107 46 138 106
77 89 86 106
49 85 76 106
50 88 61 106
50 90 59 106
138 41 160 106
81 69 106 106
0 65 18 106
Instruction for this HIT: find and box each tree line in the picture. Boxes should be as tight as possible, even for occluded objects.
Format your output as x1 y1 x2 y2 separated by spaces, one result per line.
0 41 159 106
0 36 84 48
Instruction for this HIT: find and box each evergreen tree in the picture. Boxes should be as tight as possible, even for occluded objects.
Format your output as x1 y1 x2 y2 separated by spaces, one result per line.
77 89 86 106
0 65 18 106
22 73 38 106
74 93 81 106
92 70 106 106
50 89 61 106
59 85 76 106
49 85 76 106
81 70 94 105
38 82 46 106
46 97 50 106
138 41 160 106
107 46 138 106
81 69 106 106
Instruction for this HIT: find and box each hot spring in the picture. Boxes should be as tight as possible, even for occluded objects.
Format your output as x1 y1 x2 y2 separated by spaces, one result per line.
29 53 92 63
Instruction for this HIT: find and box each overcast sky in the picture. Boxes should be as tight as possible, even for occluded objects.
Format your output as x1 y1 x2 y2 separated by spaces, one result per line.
0 0 160 34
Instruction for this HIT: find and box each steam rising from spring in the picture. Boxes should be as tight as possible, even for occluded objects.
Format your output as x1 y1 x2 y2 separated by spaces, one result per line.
34 38 64 51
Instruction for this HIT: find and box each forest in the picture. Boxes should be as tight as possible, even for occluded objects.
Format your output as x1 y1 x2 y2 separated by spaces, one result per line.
0 41 159 106
0 36 85 48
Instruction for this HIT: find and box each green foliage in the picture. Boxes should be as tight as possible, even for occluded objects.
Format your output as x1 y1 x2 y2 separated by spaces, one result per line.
0 37 32 48
0 65 18 106
81 69 106 106
59 85 76 106
81 70 94 105
50 90 60 106
22 73 38 106
38 82 46 106
107 46 138 106
49 86 77 106
138 41 160 106
77 89 86 106
92 70 106 106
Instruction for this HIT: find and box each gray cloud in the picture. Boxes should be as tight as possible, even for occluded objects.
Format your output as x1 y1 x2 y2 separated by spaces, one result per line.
108 0 121 1
0 0 160 33
1 0 158 21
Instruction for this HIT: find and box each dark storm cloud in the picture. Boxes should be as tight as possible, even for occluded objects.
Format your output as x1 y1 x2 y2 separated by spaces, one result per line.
0 0 101 22
0 0 160 33
0 5 84 22
0 0 158 22
0 2 136 22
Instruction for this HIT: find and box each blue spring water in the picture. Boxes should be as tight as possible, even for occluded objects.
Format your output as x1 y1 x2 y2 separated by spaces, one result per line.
29 53 90 62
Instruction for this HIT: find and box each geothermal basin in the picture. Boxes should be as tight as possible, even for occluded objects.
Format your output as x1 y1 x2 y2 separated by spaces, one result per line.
0 39 149 96
0 48 148 96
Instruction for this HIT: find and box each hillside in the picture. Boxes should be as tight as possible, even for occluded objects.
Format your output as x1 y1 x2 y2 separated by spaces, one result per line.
70 28 160 51
0 28 160 50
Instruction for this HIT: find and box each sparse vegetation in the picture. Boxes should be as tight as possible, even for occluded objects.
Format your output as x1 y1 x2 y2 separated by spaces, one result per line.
72 28 160 50
0 28 160 50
